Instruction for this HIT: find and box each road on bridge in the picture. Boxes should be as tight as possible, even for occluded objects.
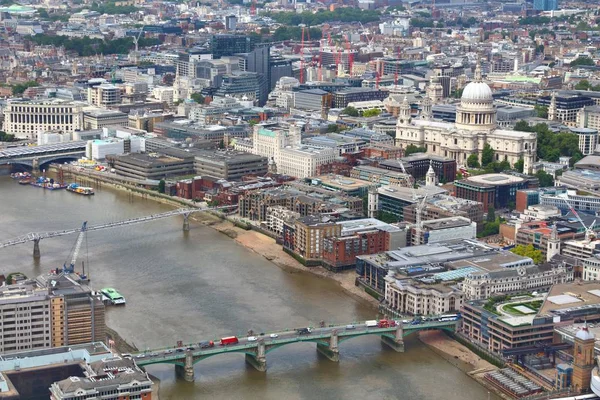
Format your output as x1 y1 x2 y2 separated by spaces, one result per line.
133 319 458 366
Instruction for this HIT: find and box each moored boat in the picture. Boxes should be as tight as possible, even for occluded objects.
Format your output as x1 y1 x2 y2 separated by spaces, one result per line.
67 183 95 196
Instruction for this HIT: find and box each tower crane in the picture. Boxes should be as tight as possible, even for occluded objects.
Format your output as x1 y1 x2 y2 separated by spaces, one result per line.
132 27 145 53
63 221 88 274
563 199 596 242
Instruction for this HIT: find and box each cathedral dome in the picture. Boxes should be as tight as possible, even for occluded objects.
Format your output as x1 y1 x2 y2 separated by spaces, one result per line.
461 81 493 104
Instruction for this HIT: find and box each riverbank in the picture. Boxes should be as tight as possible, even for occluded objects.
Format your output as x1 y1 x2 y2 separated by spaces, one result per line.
191 212 381 309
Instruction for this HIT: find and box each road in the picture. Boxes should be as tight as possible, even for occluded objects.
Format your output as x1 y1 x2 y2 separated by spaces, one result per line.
133 319 458 366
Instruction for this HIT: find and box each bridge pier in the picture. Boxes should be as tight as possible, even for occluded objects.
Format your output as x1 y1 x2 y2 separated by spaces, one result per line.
245 340 267 372
183 214 190 232
316 330 339 362
175 351 195 382
381 324 404 352
33 238 40 259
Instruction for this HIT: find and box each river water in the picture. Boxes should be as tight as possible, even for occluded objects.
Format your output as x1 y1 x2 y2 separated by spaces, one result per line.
0 177 498 400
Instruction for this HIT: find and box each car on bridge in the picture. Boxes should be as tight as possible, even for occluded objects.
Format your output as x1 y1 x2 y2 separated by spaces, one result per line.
248 336 258 342
296 328 312 335
346 324 356 330
269 333 278 338
199 341 214 349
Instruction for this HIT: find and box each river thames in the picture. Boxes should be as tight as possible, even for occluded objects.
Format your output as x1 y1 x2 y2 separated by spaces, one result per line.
0 177 499 400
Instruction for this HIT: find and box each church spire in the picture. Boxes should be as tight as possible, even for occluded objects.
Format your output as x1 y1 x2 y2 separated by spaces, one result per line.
425 162 436 187
421 96 432 120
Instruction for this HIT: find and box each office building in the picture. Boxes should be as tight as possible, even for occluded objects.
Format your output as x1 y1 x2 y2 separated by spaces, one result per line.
332 88 388 108
4 99 84 140
384 276 464 316
411 217 477 246
83 109 128 130
87 84 121 107
0 272 105 355
350 166 412 188
294 89 331 113
235 124 337 178
211 34 255 59
461 263 573 301
270 56 293 91
403 195 484 229
225 15 237 31
381 154 457 183
576 106 600 131
237 45 270 96
540 187 600 213
569 127 599 156
545 93 595 125
455 173 536 210
557 170 600 193
533 0 558 11
369 185 446 221
214 71 268 106
107 147 195 180
193 149 268 180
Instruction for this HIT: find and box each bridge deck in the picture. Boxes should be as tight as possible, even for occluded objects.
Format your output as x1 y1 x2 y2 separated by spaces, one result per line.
135 320 457 367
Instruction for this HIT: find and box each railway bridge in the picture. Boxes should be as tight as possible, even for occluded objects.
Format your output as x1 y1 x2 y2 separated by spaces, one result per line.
0 141 86 170
133 320 459 381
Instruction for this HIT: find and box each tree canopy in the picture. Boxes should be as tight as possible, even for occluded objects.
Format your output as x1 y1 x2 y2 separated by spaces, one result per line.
575 79 600 91
12 81 39 95
362 108 381 117
342 106 359 117
514 121 582 164
190 92 205 104
272 26 321 41
27 35 160 56
481 143 495 166
266 8 380 26
570 57 595 67
511 244 544 265
514 159 524 173
404 144 426 156
536 170 554 187
467 154 480 168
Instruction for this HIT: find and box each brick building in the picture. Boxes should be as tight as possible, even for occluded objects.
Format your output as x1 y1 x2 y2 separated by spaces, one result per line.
454 173 536 210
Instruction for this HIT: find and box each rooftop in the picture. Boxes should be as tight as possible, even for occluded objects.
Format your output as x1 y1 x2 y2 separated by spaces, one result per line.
462 173 525 186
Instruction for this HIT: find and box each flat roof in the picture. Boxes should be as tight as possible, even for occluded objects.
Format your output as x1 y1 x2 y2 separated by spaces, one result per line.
539 281 600 316
465 173 525 185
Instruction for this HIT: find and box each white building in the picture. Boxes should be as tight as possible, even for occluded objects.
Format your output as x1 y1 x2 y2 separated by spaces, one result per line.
520 205 562 222
87 84 121 107
264 206 300 236
384 273 464 316
461 264 573 301
235 124 337 178
395 61 537 172
583 256 600 281
37 132 70 145
152 86 175 106
86 136 143 160
412 216 477 246
4 99 84 140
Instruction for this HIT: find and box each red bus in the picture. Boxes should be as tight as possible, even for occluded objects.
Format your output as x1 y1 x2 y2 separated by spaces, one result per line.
220 336 239 346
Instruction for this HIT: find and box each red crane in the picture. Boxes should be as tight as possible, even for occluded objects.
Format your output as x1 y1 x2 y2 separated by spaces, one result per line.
250 0 256 15
299 25 306 84
394 47 400 86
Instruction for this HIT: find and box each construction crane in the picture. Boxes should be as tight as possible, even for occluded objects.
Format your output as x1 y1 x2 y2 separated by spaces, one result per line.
563 199 597 241
398 160 418 200
132 26 145 53
250 0 257 16
343 33 353 76
299 24 307 84
63 221 88 274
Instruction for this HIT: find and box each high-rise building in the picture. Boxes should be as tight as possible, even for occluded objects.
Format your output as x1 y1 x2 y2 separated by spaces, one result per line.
0 273 105 354
225 15 237 31
533 0 559 11
211 34 255 59
269 56 293 91
236 44 271 99
214 71 268 106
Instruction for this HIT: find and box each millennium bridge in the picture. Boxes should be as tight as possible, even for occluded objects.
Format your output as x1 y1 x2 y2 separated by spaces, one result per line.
132 319 459 381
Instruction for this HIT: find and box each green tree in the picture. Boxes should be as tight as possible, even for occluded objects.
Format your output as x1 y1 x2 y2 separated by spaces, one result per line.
481 144 495 166
467 154 480 168
327 124 339 133
218 139 225 149
478 219 500 238
0 131 16 142
12 81 39 95
190 92 205 104
158 179 165 194
514 158 524 173
534 105 548 119
404 144 427 156
378 211 398 223
511 244 544 265
536 170 554 187
37 8 49 18
576 79 592 90
362 108 381 117
570 57 595 67
342 106 359 117
514 120 533 132
486 206 496 223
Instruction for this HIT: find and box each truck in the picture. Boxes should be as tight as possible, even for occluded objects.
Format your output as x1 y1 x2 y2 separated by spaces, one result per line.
296 327 312 335
199 340 214 349
365 320 378 328
378 319 397 328
219 336 239 346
